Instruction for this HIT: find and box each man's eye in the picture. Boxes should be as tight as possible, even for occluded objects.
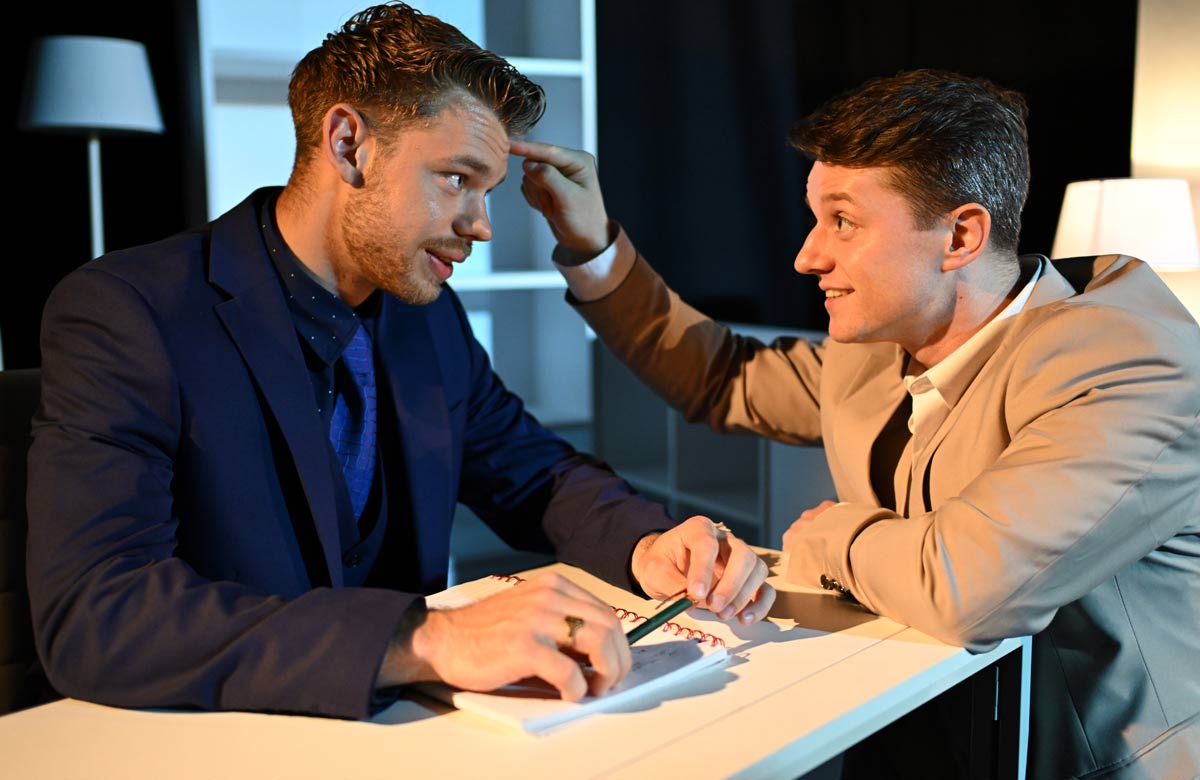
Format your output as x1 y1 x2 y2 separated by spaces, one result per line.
835 215 852 231
446 173 465 190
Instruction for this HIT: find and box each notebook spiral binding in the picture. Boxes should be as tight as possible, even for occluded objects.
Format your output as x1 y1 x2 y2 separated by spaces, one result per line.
488 574 726 648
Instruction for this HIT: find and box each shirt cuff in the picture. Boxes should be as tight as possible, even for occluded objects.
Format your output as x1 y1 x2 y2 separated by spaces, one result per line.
553 224 635 303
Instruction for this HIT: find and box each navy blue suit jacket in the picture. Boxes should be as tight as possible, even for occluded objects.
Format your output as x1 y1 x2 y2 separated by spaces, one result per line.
26 189 671 718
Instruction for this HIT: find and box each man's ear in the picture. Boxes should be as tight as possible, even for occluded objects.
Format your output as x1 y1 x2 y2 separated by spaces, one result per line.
941 203 992 271
321 103 372 187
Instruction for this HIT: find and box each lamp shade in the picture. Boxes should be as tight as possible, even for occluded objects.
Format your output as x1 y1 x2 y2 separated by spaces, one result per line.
1051 178 1200 271
20 35 164 135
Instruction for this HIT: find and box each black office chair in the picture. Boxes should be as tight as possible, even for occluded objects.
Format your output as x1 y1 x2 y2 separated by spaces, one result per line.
0 368 49 714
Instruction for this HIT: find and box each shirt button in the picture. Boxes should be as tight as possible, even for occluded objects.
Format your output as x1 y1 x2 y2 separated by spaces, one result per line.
345 553 363 568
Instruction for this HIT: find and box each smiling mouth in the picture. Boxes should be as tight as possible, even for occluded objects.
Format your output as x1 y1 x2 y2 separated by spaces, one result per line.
825 290 853 299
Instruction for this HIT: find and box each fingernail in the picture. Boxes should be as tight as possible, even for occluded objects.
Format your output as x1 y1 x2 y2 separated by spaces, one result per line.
709 594 726 613
720 606 734 620
741 611 754 624
692 582 708 600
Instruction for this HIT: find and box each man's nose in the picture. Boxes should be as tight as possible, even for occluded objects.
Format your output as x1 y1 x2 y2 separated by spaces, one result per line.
455 197 493 242
794 230 831 275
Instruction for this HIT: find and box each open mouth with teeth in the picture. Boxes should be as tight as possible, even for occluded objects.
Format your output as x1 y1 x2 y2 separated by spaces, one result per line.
825 290 852 298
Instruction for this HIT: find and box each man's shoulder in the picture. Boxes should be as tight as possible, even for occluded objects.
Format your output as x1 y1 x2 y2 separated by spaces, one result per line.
1020 254 1199 362
46 229 211 322
93 227 208 277
999 257 1200 410
58 189 276 304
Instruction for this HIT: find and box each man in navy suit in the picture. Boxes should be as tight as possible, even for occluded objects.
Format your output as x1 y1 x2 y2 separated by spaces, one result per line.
25 2 774 718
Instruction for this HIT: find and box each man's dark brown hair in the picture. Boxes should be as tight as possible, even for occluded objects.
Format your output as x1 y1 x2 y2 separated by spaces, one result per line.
790 69 1030 253
288 2 545 175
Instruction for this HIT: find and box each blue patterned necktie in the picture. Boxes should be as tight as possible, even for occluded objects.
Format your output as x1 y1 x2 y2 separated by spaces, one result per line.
329 323 377 520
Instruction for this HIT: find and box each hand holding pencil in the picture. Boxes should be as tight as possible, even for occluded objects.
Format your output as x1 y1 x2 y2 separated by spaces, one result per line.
629 515 776 632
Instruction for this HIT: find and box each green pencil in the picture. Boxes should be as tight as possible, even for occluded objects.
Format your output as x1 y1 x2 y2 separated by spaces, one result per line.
626 595 694 645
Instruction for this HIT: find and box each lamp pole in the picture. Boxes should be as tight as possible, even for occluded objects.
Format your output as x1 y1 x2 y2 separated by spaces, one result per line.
88 132 104 259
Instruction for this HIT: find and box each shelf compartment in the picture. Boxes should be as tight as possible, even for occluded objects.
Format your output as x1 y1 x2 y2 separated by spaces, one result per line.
616 466 670 497
672 488 760 527
673 415 761 495
485 0 581 60
674 499 763 546
451 271 566 291
459 288 592 428
592 345 669 477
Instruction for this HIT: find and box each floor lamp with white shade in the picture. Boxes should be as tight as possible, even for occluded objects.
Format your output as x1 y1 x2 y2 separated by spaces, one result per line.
18 35 165 261
1052 177 1200 324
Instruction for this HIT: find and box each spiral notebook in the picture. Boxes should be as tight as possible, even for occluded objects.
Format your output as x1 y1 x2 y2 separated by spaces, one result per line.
416 574 729 735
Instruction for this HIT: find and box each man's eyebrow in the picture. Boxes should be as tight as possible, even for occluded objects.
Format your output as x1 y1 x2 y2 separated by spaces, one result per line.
803 191 858 210
445 154 494 175
443 154 507 187
821 191 858 206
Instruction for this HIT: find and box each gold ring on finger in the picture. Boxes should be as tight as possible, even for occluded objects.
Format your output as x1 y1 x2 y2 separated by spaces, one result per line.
564 615 585 647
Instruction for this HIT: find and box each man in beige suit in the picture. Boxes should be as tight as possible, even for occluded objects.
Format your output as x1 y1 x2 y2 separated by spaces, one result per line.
512 70 1199 778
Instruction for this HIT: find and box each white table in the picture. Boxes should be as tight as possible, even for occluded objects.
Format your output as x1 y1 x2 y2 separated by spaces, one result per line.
0 555 1030 779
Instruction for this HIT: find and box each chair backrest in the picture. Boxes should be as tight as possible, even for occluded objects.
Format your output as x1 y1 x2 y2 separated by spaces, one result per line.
0 368 43 714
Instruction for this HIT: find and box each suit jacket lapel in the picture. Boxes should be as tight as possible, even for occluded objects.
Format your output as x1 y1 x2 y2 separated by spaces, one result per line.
376 296 453 587
207 190 345 586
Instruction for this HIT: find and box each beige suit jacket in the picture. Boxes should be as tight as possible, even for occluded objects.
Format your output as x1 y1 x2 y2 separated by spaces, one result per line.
575 230 1200 779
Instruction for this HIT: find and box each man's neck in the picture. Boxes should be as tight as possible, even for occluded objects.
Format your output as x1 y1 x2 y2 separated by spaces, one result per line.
911 255 1023 368
274 184 344 299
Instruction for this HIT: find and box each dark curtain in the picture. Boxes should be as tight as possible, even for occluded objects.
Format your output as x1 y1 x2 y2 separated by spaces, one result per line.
597 0 1138 330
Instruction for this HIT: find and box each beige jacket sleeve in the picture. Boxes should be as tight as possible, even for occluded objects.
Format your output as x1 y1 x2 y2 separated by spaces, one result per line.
572 228 826 445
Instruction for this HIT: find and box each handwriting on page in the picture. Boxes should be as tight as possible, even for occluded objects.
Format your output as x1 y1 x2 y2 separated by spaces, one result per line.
613 638 708 693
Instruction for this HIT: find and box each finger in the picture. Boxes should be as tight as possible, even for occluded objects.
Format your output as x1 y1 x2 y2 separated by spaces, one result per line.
578 618 630 697
540 591 629 697
509 138 551 157
519 176 553 216
681 517 722 606
520 163 589 225
521 157 581 194
510 139 595 177
738 583 777 625
528 641 589 702
600 603 633 684
724 553 770 620
707 538 759 618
